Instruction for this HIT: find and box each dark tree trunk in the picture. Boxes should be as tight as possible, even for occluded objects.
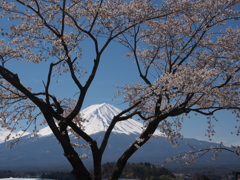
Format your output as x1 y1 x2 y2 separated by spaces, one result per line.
109 146 136 180
91 141 102 180
64 147 92 180
93 155 102 180
109 115 166 180
43 114 92 180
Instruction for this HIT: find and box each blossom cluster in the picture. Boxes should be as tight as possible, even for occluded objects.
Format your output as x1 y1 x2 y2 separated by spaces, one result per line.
0 0 239 166
115 0 240 159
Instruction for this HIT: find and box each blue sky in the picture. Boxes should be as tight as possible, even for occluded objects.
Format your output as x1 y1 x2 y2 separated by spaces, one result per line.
0 3 239 149
2 37 239 148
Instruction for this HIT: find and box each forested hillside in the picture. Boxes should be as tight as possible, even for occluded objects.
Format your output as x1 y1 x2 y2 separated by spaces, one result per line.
101 162 176 180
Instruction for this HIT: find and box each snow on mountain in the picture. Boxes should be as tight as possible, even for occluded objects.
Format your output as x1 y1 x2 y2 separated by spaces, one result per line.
0 104 239 171
37 103 164 137
37 126 54 137
81 103 164 136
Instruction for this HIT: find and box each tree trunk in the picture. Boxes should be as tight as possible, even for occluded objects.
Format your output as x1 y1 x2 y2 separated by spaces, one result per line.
108 145 136 180
92 141 102 180
109 116 166 180
93 156 102 180
65 148 92 180
43 114 92 180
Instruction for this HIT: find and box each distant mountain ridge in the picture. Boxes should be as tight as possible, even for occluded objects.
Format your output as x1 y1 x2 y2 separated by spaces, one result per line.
81 103 143 135
0 103 239 171
37 103 164 137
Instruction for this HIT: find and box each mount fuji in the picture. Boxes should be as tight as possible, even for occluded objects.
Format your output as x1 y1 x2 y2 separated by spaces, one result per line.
36 103 164 136
0 103 239 171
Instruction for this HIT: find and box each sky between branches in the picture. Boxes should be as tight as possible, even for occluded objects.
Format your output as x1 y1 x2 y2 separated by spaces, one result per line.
0 0 239 148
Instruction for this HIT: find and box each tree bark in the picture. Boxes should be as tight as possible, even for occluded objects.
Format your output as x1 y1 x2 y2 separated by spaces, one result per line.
43 114 92 180
109 115 166 180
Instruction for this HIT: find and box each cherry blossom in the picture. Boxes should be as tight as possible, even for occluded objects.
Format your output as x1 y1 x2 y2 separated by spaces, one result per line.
0 0 239 180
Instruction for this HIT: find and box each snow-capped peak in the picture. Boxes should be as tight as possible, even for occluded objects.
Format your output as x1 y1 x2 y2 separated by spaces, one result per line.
37 125 54 137
37 103 164 137
81 103 163 136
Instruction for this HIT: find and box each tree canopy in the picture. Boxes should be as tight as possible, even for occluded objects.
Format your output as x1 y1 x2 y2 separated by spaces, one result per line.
0 0 239 180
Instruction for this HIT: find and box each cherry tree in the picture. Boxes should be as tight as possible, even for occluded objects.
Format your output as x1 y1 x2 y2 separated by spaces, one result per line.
0 0 239 180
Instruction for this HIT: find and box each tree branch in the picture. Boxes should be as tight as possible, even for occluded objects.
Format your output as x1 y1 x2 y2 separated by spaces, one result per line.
99 101 141 155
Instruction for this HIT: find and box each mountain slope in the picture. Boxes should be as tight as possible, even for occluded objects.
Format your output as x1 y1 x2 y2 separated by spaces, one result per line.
36 103 164 137
81 103 144 135
0 103 239 171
